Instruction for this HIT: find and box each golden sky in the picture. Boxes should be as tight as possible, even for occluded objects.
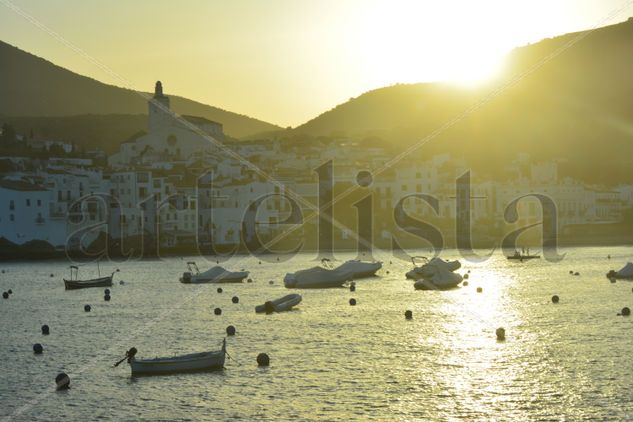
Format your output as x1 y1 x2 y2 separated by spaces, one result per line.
0 0 629 127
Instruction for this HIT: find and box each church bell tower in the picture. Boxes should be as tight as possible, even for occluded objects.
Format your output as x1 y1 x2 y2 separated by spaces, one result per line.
148 81 172 132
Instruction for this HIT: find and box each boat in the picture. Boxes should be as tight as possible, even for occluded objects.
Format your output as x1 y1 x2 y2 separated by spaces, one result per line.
284 259 354 288
180 262 248 284
405 257 463 290
255 294 302 313
606 262 633 280
116 339 226 376
333 260 382 279
63 265 117 290
506 250 540 261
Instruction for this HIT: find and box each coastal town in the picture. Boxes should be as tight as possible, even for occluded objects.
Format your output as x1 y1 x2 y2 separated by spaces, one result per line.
1 82 631 256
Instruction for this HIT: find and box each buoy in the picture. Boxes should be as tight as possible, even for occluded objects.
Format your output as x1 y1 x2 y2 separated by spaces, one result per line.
214 307 222 316
569 270 573 274
264 301 275 314
119 280 124 285
50 274 54 278
389 261 393 265
226 325 236 336
622 307 631 316
464 273 469 280
349 298 357 306
574 272 580 276
463 281 469 286
257 353 270 367
476 287 483 293
33 343 43 354
496 327 506 340
386 270 390 274
41 325 50 335
269 280 274 285
232 296 239 304
350 282 356 292
259 261 262 265
55 373 70 390
551 295 559 304
2 292 8 299
1 269 4 273
104 294 111 302
7 289 12 295
217 287 223 293
247 278 253 283
104 289 110 295
84 304 91 312
404 310 413 319
468 270 471 273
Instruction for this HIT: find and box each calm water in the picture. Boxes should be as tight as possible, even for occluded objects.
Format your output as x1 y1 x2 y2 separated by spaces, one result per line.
1 247 632 421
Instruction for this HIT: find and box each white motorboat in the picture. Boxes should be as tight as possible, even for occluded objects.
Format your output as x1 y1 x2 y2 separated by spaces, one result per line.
607 262 633 280
255 294 302 313
116 340 226 376
180 262 248 284
284 260 354 288
333 260 382 279
406 257 463 290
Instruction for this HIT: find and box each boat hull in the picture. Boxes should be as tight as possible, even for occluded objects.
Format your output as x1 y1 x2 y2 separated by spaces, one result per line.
506 255 540 261
64 276 113 290
255 294 302 313
130 350 225 376
181 275 247 284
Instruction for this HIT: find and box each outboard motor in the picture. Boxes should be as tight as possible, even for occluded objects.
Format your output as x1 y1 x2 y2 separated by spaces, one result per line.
182 272 192 282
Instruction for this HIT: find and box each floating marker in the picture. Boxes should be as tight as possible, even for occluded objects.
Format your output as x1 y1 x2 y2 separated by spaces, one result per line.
41 325 50 335
84 304 91 312
214 307 222 316
496 327 506 341
104 289 110 295
33 343 43 354
217 287 223 293
7 289 12 295
405 310 413 319
552 295 559 304
349 298 357 306
104 294 111 302
2 292 8 299
350 282 356 292
476 287 483 293
622 307 631 316
463 281 469 286
55 373 70 390
226 325 236 336
232 296 239 304
269 280 274 285
257 353 270 367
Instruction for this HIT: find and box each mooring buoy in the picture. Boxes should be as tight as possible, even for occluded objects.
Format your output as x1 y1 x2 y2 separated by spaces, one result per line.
226 325 236 336
257 353 270 367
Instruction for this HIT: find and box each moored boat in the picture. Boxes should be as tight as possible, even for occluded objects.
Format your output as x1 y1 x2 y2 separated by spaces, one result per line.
180 262 248 284
63 265 117 290
284 260 354 288
333 260 382 279
255 294 302 313
406 257 463 290
506 250 540 261
606 262 633 280
115 340 226 376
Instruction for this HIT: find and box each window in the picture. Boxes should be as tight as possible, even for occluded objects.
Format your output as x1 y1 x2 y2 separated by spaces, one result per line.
9 200 14 211
37 199 42 207
26 199 31 207
10 214 14 221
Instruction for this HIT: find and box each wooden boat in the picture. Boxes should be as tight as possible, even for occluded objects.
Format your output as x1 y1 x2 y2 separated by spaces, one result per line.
127 340 226 376
255 294 302 313
63 265 116 290
180 261 248 284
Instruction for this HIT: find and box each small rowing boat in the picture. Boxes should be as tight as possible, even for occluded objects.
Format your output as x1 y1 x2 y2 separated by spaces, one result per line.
63 265 117 290
115 339 226 376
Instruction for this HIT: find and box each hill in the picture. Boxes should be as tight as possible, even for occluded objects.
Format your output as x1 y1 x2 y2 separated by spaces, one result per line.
0 40 282 144
289 18 633 184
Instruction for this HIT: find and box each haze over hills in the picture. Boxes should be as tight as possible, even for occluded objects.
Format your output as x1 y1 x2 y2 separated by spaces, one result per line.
285 18 633 184
2 18 633 185
0 40 282 147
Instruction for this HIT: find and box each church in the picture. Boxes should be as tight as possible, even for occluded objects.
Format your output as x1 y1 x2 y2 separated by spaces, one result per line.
108 81 224 168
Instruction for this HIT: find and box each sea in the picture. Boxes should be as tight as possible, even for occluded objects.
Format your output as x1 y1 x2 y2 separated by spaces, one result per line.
0 246 632 421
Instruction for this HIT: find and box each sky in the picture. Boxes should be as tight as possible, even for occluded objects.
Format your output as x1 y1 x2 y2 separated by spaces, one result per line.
0 0 630 127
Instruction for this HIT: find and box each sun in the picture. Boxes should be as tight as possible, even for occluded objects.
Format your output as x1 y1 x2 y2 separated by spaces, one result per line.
348 1 510 87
